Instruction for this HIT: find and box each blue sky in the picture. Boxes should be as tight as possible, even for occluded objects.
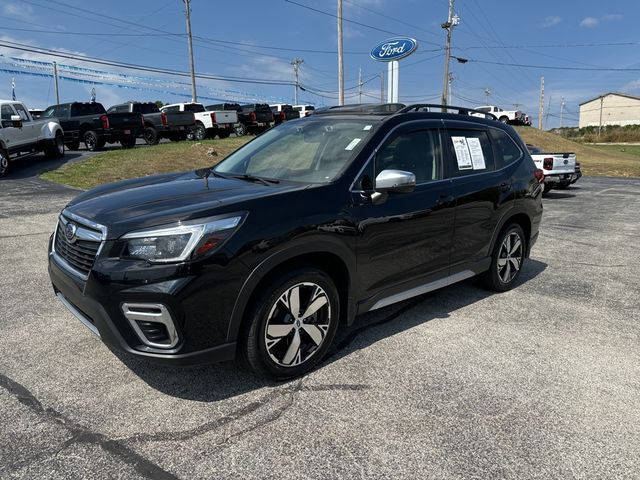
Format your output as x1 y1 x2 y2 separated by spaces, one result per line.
0 0 638 128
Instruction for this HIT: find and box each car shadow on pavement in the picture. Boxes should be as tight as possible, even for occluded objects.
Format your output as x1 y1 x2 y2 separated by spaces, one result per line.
5 152 88 181
543 191 576 200
116 259 548 401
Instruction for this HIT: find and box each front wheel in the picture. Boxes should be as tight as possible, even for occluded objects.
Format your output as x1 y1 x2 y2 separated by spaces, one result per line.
120 136 136 149
242 268 340 379
499 116 509 124
143 126 159 145
45 133 65 158
479 224 526 292
234 123 246 136
193 123 207 141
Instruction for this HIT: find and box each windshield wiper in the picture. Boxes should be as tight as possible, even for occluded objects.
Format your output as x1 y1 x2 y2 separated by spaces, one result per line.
227 174 280 185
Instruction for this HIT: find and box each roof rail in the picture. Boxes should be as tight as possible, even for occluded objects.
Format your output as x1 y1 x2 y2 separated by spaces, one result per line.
314 103 406 115
397 103 498 121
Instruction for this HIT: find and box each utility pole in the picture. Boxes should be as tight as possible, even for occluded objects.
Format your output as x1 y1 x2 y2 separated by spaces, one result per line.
337 0 344 105
484 88 491 104
183 0 197 102
560 97 565 128
380 73 384 102
52 61 60 104
598 95 604 136
545 95 552 129
291 58 304 104
440 0 459 108
358 68 363 103
538 76 544 130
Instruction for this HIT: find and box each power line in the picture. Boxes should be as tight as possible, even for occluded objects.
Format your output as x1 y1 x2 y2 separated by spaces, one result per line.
468 58 640 72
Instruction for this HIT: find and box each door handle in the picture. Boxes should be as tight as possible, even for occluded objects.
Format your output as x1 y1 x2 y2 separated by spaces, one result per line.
436 194 455 207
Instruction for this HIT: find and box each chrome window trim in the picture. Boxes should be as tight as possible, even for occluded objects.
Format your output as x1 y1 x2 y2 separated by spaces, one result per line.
349 119 446 193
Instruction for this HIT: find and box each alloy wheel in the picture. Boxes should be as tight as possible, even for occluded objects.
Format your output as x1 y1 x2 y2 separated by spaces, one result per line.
264 282 331 368
497 232 523 283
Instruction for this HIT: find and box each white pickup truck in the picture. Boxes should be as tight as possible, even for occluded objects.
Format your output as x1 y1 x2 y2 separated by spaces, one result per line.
473 105 527 125
160 102 238 141
527 144 581 193
0 100 65 177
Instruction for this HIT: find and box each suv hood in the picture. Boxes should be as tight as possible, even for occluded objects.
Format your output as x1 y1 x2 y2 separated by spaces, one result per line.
65 171 306 239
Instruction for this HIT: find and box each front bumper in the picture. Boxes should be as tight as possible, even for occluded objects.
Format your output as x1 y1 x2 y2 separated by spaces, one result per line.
48 233 244 366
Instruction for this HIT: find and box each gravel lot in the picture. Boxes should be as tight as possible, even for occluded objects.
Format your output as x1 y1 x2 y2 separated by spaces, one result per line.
1 163 639 479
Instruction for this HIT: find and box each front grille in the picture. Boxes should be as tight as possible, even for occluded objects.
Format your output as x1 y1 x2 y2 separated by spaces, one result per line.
54 222 101 276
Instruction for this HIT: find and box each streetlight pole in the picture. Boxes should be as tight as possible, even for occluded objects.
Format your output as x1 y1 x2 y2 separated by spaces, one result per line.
291 58 304 104
183 0 197 103
53 61 60 104
440 0 458 108
337 0 344 105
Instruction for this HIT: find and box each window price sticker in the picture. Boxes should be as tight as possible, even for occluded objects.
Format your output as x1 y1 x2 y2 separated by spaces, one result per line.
451 136 473 170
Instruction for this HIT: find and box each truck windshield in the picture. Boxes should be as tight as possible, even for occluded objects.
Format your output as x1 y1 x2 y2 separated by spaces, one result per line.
214 119 378 184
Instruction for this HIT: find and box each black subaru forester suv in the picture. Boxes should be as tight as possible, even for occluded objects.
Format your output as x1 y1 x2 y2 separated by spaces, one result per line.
48 104 543 379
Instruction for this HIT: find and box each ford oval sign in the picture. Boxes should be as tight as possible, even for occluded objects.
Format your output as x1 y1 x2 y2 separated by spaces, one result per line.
370 37 418 62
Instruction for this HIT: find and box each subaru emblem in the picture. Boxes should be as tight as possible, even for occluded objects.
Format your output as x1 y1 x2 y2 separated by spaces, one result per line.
65 222 77 243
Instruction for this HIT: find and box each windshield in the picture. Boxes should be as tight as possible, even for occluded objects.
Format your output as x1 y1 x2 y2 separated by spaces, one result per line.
214 119 378 183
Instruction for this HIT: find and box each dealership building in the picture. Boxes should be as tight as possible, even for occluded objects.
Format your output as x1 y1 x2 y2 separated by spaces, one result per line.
579 92 640 128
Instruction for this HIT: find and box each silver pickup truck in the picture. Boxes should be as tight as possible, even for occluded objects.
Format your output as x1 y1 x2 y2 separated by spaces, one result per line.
0 100 65 177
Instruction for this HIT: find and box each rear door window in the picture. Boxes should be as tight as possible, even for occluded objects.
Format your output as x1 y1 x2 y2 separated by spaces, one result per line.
444 129 495 177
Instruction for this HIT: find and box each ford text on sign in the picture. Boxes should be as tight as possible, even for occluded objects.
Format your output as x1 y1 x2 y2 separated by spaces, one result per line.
370 37 418 62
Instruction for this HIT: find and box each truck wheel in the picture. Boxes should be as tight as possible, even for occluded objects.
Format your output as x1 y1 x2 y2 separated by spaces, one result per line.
499 116 509 123
543 183 553 194
65 141 80 151
218 130 230 139
84 131 101 151
556 182 570 190
45 132 65 159
120 136 137 149
479 223 526 292
234 123 246 137
193 123 207 141
241 267 340 379
0 149 10 177
143 126 159 145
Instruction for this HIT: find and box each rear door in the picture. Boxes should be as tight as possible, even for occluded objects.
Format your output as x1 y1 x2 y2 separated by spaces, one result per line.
350 121 455 303
443 122 514 267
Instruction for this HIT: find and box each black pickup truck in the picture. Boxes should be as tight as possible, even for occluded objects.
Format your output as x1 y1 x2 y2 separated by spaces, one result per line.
41 102 143 151
207 103 274 136
270 104 301 125
107 102 195 145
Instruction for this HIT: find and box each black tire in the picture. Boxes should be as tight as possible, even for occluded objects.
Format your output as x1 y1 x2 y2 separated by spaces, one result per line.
242 267 340 379
543 182 553 194
218 130 230 139
120 136 136 149
234 123 247 137
45 132 65 159
499 116 509 124
556 182 570 190
0 149 10 177
66 140 80 151
84 131 100 151
479 224 526 292
193 123 207 141
143 126 159 145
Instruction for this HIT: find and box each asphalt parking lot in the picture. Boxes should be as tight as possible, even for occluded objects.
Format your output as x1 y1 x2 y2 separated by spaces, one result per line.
1 168 639 479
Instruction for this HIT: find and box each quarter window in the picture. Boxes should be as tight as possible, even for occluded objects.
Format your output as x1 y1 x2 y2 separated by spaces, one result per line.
490 129 522 168
445 129 495 176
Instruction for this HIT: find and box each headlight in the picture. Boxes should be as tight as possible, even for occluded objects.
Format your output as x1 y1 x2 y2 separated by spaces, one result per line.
121 214 244 263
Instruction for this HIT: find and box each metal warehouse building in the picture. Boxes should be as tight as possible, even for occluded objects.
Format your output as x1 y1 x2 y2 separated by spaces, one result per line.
579 92 640 128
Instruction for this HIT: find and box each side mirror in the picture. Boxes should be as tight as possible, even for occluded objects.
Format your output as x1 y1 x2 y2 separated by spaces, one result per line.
10 115 22 128
375 169 416 194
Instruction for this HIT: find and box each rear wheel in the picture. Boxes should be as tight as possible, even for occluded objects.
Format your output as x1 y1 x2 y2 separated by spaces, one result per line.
84 131 100 151
66 140 80 151
479 224 526 292
543 182 553 194
234 123 246 136
0 149 10 177
143 126 159 145
556 182 570 190
45 132 65 158
242 268 340 379
499 116 509 124
193 123 207 141
218 130 230 139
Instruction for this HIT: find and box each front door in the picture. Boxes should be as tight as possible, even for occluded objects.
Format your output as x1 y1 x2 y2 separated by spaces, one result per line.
348 123 456 306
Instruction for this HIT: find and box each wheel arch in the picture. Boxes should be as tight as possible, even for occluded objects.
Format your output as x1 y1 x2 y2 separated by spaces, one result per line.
226 243 356 344
489 210 532 258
